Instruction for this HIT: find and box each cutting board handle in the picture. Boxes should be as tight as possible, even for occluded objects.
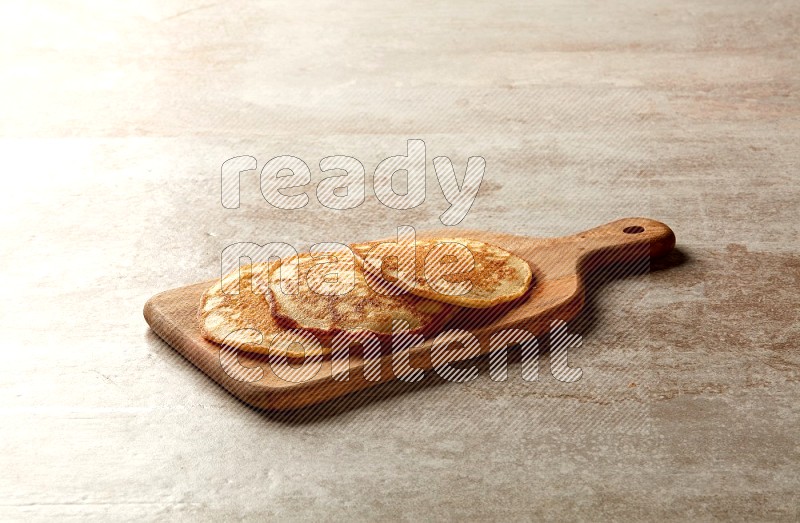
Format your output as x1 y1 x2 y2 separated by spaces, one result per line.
569 217 676 270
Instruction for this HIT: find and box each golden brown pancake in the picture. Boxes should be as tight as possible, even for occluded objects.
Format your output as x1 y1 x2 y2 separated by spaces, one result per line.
267 251 454 341
350 237 533 308
198 262 329 360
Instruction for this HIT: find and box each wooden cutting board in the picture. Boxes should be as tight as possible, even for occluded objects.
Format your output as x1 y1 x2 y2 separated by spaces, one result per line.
144 217 675 411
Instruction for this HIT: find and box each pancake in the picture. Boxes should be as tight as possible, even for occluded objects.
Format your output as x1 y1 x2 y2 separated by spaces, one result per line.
350 237 533 308
198 262 328 360
267 251 454 341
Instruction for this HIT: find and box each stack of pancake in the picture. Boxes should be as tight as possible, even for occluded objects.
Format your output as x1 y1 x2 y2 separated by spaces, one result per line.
198 237 532 360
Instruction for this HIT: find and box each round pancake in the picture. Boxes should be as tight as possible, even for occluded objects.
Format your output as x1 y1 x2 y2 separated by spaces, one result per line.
267 251 454 340
198 262 329 360
350 237 533 308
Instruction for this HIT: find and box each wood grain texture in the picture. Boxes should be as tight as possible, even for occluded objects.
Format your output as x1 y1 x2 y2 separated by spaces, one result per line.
145 218 675 410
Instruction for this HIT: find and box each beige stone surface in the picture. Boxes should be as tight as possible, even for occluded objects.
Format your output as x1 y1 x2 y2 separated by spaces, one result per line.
1 0 798 520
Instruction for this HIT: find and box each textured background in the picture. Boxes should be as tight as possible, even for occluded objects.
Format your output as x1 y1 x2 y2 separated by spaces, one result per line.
1 0 798 520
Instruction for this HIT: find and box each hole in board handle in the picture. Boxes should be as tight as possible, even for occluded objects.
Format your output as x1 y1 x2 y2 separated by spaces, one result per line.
623 225 645 234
